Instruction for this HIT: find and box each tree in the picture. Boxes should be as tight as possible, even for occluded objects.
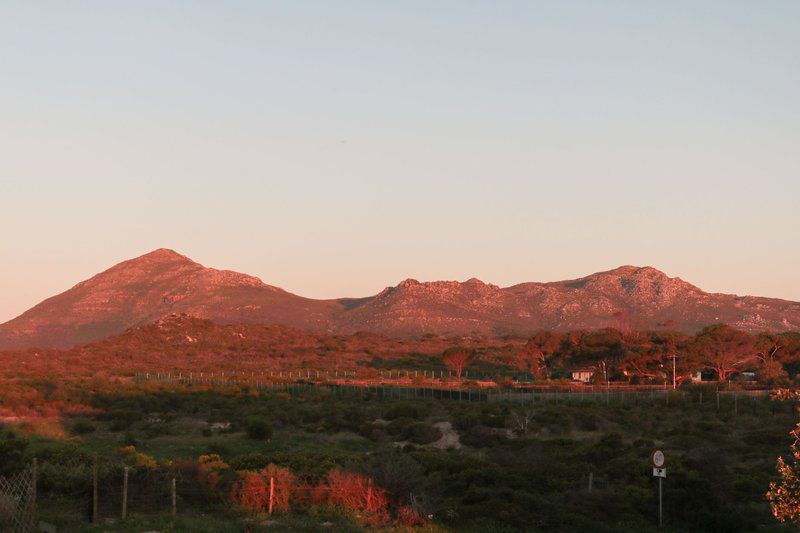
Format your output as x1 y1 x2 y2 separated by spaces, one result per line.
572 329 626 383
690 325 756 381
442 346 475 378
518 331 562 378
777 332 800 378
510 407 535 434
754 333 788 383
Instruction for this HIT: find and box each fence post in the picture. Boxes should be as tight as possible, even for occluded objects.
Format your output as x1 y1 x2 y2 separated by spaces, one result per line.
171 477 177 517
122 467 129 519
367 477 373 509
31 458 37 516
92 456 99 524
268 476 275 515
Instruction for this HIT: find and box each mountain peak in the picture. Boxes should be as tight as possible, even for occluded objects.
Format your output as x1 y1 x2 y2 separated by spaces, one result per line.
131 248 197 265
601 265 666 277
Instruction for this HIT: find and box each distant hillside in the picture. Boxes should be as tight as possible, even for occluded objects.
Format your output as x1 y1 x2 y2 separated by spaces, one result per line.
1 249 799 349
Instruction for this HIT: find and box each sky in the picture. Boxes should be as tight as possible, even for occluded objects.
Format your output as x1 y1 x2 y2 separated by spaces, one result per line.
1 1 799 322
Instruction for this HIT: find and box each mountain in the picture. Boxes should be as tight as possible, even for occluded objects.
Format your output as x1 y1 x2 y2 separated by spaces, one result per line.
0 249 340 349
337 266 800 335
1 250 799 349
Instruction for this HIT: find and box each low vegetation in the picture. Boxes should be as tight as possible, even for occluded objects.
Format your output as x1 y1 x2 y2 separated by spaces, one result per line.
3 320 800 530
0 381 796 531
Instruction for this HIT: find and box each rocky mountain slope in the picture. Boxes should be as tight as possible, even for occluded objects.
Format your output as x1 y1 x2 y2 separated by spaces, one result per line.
0 249 339 349
1 249 798 349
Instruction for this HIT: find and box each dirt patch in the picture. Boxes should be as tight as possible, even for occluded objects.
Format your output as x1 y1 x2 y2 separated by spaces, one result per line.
430 421 461 449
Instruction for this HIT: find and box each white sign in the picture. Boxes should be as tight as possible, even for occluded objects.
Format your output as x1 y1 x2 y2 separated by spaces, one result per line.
653 467 667 478
651 449 666 468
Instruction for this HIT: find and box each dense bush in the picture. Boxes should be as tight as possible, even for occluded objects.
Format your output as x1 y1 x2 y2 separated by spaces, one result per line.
384 402 431 420
244 416 273 440
69 418 97 435
460 425 507 448
105 409 142 431
405 422 442 445
0 428 27 475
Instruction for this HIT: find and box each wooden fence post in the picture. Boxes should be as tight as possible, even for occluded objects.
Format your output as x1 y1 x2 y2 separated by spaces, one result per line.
171 477 177 518
122 467 129 519
31 458 37 515
92 456 98 524
268 476 275 515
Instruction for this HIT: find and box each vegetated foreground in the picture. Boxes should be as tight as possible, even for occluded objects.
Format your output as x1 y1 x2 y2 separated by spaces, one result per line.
0 382 796 532
1 317 800 531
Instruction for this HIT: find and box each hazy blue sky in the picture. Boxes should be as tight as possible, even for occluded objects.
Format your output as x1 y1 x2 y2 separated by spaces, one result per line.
1 1 799 322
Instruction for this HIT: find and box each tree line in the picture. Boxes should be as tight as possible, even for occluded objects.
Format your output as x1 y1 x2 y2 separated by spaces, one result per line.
444 325 800 386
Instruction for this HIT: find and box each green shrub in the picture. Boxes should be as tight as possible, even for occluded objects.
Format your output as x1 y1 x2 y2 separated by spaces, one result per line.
229 453 271 471
0 429 27 476
460 426 507 448
244 417 273 440
452 411 481 431
386 417 414 437
384 402 430 420
122 432 138 447
572 411 599 431
106 409 142 431
69 418 96 436
405 422 443 445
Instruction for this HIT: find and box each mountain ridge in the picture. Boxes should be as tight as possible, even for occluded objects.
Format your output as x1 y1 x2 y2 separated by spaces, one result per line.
1 249 798 349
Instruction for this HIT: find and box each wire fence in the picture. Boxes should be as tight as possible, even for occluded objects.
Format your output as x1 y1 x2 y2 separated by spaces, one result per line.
29 455 420 530
0 465 36 533
133 372 782 413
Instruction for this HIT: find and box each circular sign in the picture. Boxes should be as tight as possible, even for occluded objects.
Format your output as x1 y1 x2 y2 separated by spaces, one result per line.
652 449 666 468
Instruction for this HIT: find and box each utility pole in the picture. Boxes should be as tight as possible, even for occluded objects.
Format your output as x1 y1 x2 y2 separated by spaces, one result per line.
672 354 677 390
92 456 98 524
122 467 129 520
651 450 666 528
659 476 663 527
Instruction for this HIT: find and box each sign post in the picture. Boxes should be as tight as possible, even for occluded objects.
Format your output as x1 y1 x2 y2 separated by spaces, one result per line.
651 449 666 528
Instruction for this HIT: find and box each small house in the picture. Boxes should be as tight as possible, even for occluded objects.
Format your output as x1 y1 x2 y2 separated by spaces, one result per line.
571 368 595 383
691 370 715 383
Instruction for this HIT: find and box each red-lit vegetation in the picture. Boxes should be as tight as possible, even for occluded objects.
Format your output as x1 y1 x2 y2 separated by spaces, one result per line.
2 315 800 428
229 464 295 514
768 389 800 523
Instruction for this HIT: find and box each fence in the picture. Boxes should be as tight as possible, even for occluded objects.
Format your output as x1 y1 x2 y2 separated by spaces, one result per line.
133 372 781 412
27 454 414 530
0 462 36 533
